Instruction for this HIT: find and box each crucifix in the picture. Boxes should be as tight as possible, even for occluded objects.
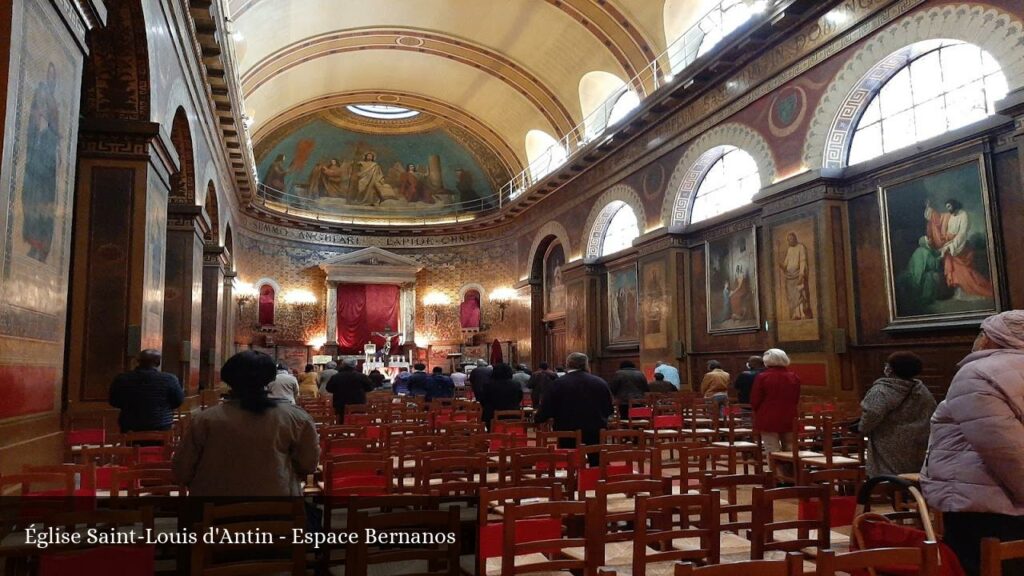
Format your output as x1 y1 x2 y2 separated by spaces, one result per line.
371 324 401 357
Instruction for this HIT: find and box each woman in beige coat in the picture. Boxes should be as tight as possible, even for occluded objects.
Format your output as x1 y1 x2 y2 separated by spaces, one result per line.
921 310 1024 575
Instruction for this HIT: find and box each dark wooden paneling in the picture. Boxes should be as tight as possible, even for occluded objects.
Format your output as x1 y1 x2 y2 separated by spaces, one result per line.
82 167 134 402
993 149 1023 310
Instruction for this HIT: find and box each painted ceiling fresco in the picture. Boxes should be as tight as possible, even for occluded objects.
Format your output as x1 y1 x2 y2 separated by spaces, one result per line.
255 107 511 219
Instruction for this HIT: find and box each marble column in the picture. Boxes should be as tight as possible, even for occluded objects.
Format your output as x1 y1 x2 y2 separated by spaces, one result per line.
221 271 236 364
400 282 417 344
325 280 338 345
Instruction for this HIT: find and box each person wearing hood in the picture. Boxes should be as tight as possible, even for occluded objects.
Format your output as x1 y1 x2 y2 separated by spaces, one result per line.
858 351 935 478
609 360 648 421
921 310 1024 576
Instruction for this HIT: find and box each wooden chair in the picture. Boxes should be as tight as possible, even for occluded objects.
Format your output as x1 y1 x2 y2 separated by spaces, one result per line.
570 478 668 569
322 457 392 497
674 553 804 576
191 500 305 576
816 541 940 575
751 484 830 560
475 486 564 576
34 508 156 576
981 537 1024 576
499 499 594 576
23 463 97 499
601 428 645 447
768 415 825 485
702 472 774 536
678 445 736 492
346 506 461 576
509 450 576 496
62 415 108 462
79 446 140 490
631 492 721 575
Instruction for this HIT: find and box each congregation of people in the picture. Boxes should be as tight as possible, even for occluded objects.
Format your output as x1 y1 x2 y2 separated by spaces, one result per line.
87 310 1024 575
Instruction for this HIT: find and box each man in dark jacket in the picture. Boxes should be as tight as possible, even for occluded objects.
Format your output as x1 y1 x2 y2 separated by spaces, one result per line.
325 358 373 423
733 355 764 404
535 352 613 465
468 359 492 400
109 349 184 432
528 362 558 408
407 363 430 397
426 367 454 400
609 360 649 420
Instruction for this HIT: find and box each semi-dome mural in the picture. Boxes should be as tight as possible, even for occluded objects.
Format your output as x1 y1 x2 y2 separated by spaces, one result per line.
254 106 512 220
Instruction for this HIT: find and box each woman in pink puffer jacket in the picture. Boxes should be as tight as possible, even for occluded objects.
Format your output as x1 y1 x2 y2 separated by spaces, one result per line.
920 310 1024 576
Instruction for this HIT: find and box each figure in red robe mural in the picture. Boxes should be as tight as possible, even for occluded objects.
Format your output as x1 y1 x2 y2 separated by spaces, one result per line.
924 198 993 300
460 290 481 330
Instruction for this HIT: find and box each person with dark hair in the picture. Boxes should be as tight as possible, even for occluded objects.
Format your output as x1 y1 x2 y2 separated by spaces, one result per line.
700 360 730 415
393 367 412 395
407 363 430 397
109 349 184 433
859 351 936 478
733 356 764 404
326 358 374 423
318 361 339 394
528 362 558 408
426 366 455 400
609 360 648 420
468 359 492 400
268 362 298 404
368 369 385 389
172 351 319 496
536 352 614 466
649 372 674 393
478 362 522 430
298 363 319 399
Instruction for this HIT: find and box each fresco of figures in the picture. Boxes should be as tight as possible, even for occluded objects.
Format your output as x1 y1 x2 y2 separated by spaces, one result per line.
608 264 639 344
880 159 999 325
544 242 566 317
771 216 820 342
257 115 506 216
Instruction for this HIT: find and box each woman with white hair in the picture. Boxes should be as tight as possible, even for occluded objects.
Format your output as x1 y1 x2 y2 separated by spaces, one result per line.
750 348 801 454
921 310 1024 575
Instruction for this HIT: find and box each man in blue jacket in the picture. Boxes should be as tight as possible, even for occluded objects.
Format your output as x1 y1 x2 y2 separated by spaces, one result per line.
109 349 184 432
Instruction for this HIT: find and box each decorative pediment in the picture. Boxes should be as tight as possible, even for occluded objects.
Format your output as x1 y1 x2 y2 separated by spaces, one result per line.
319 247 422 284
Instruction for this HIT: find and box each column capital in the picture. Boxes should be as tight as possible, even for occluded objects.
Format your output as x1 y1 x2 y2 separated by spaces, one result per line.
77 117 177 188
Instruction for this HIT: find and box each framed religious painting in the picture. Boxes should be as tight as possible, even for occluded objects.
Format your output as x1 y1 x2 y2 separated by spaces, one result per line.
543 242 566 319
640 258 669 350
879 156 1000 327
607 263 639 345
769 216 821 342
705 227 760 334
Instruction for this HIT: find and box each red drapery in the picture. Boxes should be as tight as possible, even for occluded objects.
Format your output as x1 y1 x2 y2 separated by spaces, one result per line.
337 284 400 354
258 285 275 326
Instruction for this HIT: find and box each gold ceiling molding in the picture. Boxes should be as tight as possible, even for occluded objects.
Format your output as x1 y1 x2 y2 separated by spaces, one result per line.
240 28 577 137
543 0 661 93
251 90 523 177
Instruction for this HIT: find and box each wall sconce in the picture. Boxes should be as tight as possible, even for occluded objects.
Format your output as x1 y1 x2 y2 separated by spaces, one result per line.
423 291 451 325
308 335 327 350
489 287 516 322
235 281 257 313
283 289 317 305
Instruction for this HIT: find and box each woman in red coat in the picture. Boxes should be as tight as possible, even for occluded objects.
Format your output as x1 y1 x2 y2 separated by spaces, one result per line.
751 348 801 454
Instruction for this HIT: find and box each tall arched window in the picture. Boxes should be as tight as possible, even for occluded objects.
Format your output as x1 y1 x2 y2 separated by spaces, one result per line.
601 202 640 257
579 71 639 141
525 129 567 184
664 0 764 72
607 90 641 128
690 146 760 224
848 41 1008 165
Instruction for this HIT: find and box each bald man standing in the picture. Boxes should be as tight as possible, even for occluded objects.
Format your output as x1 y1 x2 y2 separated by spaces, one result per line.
109 349 184 433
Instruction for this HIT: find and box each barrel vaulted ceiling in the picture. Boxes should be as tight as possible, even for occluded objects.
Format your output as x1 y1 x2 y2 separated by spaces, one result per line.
228 0 699 169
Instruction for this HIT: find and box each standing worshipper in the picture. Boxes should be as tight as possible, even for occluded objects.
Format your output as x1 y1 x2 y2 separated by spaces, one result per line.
859 352 935 478
654 361 681 390
733 356 764 404
477 363 522 430
750 349 801 454
426 367 455 400
535 352 614 466
700 360 730 415
109 349 184 433
609 360 648 420
172 351 319 497
528 362 558 409
298 364 319 399
513 365 532 392
407 363 430 397
325 358 374 424
318 361 339 394
649 372 674 393
468 359 492 400
268 362 298 404
921 310 1024 576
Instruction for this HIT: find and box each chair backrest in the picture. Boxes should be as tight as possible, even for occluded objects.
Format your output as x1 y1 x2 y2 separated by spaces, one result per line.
600 428 644 446
109 468 184 499
191 500 305 576
510 451 575 495
679 445 736 489
347 506 461 575
633 492 721 575
502 499 592 575
751 484 831 559
0 471 75 496
816 541 939 576
24 463 97 492
536 429 582 451
477 485 564 576
588 478 668 566
323 457 392 496
981 537 1024 576
675 553 804 576
702 472 775 534
417 455 487 497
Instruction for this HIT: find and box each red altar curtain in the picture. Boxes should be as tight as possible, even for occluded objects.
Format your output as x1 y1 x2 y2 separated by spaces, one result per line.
337 284 400 354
